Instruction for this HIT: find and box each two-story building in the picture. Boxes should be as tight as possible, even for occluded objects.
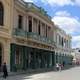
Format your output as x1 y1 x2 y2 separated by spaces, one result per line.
0 0 72 72
54 25 72 65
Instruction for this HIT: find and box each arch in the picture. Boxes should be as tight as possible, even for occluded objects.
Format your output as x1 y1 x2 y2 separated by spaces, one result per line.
0 2 4 26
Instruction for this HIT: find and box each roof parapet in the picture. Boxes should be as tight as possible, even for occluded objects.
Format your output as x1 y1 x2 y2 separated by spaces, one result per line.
25 2 51 20
55 25 72 39
17 0 51 20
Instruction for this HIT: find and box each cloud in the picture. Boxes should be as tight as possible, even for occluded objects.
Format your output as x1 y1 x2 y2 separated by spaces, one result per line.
73 42 80 48
75 0 80 6
24 0 34 2
40 0 74 6
42 0 80 7
24 0 74 6
72 36 80 48
24 0 80 7
52 11 80 48
55 11 71 17
52 11 80 35
72 36 80 42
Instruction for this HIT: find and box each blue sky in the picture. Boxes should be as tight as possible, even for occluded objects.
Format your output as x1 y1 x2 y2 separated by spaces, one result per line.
24 0 80 48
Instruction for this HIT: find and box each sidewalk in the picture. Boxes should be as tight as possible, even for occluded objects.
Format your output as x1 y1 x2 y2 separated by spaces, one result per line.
0 65 75 78
0 68 55 78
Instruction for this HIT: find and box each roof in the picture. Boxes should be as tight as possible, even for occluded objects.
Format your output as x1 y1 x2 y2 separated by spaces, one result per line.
18 0 51 20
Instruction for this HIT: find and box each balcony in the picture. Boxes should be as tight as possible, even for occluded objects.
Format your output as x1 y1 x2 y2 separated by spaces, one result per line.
13 28 55 46
13 28 26 37
27 32 55 45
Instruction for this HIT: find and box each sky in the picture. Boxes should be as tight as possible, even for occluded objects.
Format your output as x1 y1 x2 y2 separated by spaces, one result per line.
24 0 80 48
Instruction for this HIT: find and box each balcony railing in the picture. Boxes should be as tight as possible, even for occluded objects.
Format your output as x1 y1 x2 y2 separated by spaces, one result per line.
13 28 55 46
13 28 26 37
27 32 55 45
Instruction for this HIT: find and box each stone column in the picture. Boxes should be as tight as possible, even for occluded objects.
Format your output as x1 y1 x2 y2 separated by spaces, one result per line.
23 16 26 31
3 40 10 72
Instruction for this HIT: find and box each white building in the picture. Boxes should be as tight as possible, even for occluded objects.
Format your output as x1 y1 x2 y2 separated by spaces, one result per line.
72 48 80 64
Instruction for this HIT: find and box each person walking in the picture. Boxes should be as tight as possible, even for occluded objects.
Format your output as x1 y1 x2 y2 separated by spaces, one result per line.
59 64 62 71
2 62 8 79
56 63 59 71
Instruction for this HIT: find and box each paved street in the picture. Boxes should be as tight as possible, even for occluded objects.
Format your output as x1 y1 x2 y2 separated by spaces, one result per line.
0 66 80 80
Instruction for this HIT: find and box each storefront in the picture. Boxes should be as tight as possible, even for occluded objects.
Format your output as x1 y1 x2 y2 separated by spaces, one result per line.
10 44 55 72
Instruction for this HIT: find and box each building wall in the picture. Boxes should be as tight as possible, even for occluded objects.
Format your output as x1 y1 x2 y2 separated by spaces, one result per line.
53 26 72 64
0 0 14 71
72 48 80 64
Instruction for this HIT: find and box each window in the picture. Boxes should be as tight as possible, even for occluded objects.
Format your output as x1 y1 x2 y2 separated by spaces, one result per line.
62 37 64 46
28 20 32 32
46 25 47 37
15 52 20 64
18 15 23 29
15 47 22 65
0 2 4 26
48 26 51 38
59 35 61 45
38 21 40 35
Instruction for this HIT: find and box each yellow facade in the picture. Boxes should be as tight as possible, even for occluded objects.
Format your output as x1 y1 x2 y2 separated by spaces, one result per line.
0 0 56 72
0 0 13 71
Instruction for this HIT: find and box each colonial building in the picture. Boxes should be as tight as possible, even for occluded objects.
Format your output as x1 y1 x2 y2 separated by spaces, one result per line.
72 48 80 64
54 26 72 65
0 0 72 72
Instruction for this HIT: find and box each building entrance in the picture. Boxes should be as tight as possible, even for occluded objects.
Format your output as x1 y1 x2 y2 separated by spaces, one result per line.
0 44 2 72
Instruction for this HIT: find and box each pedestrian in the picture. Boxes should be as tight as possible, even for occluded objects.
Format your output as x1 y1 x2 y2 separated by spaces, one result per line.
59 64 62 71
2 62 8 79
63 61 65 67
56 63 59 71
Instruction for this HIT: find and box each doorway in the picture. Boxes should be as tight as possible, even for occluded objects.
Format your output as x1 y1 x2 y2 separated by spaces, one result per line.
0 43 2 71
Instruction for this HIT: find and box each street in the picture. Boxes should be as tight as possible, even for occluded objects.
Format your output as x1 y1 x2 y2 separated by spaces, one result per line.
0 66 80 80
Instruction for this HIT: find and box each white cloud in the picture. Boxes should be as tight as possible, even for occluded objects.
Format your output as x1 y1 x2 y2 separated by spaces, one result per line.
52 11 80 48
72 36 80 48
55 11 71 17
52 11 80 35
24 0 34 2
24 0 80 6
75 0 80 6
42 0 74 6
73 42 80 48
72 36 80 42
